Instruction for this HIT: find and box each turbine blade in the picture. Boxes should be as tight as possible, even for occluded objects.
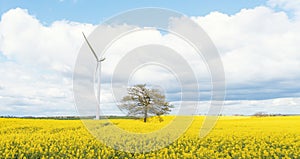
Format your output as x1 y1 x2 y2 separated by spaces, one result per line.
82 32 99 61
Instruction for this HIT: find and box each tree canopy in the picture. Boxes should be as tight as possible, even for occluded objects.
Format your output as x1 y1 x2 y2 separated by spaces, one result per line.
120 84 173 122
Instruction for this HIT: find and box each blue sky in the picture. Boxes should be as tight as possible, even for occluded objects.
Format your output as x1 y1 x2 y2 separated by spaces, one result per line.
0 0 266 24
0 0 300 116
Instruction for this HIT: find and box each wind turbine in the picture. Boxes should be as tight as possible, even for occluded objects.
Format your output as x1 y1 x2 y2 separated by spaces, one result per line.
82 32 105 120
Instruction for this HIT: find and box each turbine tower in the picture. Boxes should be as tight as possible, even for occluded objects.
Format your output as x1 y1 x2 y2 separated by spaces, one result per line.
82 32 105 120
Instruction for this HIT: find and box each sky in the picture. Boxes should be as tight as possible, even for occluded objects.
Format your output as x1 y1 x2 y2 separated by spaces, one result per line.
0 0 300 116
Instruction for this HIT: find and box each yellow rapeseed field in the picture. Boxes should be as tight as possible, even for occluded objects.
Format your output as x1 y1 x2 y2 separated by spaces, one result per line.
0 116 299 158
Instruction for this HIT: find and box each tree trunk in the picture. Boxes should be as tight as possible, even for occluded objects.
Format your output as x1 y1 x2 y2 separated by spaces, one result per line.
144 106 148 123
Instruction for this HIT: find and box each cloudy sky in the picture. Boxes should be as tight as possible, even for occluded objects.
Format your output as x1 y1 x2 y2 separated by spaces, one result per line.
0 0 299 116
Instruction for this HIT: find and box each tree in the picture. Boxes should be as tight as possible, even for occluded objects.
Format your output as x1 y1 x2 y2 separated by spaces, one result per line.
253 112 269 117
120 84 173 122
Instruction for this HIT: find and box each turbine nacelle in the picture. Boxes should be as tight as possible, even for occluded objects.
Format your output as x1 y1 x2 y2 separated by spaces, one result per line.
99 58 106 62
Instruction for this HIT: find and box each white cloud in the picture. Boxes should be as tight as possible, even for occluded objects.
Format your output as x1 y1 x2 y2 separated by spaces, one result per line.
170 97 300 115
0 8 95 70
192 6 300 84
222 97 300 115
0 61 76 116
0 5 300 116
0 8 95 116
268 0 300 18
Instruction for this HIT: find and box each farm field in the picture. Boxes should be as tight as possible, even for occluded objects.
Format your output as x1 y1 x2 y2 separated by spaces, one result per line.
0 116 299 158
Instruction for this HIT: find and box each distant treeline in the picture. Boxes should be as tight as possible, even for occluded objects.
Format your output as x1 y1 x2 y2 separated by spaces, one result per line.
252 112 300 117
230 112 300 117
0 115 139 120
0 114 299 119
